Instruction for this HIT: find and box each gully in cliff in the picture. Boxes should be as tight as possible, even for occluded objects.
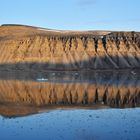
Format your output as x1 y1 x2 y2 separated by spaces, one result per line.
0 24 140 71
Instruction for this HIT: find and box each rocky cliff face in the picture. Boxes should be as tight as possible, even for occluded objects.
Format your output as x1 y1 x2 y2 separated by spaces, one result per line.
0 25 140 70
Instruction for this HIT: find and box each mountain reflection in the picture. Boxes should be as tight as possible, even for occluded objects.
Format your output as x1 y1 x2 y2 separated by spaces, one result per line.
0 70 140 117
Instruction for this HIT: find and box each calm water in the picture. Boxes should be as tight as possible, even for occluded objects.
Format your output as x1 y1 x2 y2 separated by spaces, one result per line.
0 70 140 140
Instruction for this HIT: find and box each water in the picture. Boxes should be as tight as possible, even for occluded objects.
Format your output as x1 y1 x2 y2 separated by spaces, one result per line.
0 70 140 140
0 109 140 140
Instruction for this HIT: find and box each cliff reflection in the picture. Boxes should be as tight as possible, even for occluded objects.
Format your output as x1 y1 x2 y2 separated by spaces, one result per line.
0 70 140 117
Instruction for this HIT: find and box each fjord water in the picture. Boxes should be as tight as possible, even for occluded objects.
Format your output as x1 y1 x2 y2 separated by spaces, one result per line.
0 70 140 140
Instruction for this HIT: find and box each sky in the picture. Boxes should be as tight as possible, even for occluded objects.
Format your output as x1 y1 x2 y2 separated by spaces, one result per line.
0 0 140 31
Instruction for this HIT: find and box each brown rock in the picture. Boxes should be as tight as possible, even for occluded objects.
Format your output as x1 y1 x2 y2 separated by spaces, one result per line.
0 24 140 70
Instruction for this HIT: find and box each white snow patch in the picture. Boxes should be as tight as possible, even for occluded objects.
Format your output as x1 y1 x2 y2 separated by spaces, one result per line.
37 28 64 32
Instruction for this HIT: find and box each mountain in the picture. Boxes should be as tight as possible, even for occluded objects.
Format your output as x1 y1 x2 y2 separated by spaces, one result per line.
0 24 140 71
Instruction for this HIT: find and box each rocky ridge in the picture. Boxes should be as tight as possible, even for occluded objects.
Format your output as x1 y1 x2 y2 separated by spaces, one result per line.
0 24 140 70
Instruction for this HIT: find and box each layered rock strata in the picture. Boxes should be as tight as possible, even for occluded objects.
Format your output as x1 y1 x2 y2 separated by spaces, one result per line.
0 25 140 70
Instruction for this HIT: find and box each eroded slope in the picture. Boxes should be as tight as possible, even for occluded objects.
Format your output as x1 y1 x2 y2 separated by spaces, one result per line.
0 24 140 70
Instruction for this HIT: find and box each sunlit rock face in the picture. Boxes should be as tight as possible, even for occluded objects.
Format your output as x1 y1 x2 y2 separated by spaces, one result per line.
0 25 140 70
0 71 139 117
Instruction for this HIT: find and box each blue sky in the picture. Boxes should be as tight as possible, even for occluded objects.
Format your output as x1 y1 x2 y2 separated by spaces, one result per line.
0 0 140 31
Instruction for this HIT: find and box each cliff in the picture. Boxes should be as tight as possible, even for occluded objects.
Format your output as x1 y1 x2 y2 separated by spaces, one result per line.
0 24 140 70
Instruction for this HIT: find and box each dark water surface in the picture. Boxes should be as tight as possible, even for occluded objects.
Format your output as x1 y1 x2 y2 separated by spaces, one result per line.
0 70 140 140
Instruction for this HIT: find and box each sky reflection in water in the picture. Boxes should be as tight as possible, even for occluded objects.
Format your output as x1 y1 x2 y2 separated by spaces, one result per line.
0 109 140 140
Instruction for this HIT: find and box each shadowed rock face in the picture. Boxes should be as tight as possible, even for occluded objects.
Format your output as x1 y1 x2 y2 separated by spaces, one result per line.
0 25 140 70
0 70 139 117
